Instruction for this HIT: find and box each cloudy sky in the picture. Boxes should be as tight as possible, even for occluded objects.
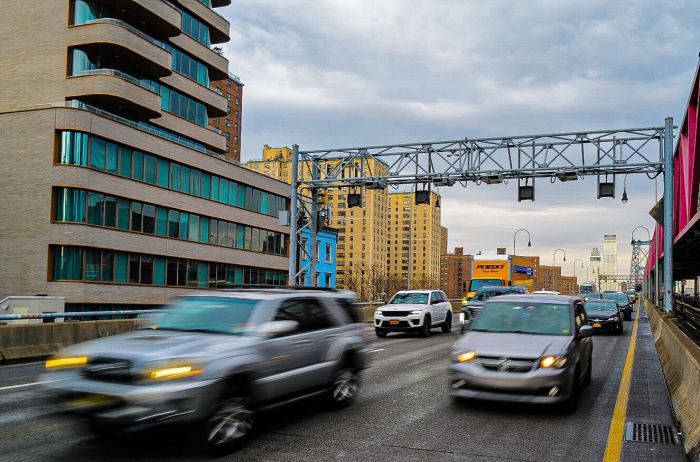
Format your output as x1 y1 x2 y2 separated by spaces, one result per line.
217 0 700 281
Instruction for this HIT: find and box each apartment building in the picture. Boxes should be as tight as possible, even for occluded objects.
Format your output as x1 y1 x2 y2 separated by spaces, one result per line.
387 191 443 288
440 247 472 299
538 265 562 292
560 276 578 295
244 145 389 290
209 74 243 162
0 0 290 310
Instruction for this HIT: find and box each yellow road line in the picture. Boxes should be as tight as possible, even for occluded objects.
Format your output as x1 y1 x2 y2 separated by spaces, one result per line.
602 304 641 462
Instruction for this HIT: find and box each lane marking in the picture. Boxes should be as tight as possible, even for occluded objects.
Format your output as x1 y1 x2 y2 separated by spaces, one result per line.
368 349 385 353
0 361 44 369
0 380 60 391
602 303 641 462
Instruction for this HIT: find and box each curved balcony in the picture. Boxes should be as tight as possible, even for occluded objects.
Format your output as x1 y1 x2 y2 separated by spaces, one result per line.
151 112 226 152
178 0 230 44
160 72 228 117
211 0 231 7
169 34 229 81
130 0 182 38
69 20 172 77
66 71 162 120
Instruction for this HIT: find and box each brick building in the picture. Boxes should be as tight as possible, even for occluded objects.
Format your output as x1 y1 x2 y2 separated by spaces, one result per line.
560 276 578 295
538 265 562 292
440 247 472 300
209 73 243 162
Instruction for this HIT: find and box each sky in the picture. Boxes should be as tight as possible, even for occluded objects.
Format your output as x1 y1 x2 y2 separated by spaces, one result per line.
217 0 700 282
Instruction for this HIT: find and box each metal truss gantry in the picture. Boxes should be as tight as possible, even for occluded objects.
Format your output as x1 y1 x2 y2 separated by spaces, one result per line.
289 119 675 310
630 239 652 284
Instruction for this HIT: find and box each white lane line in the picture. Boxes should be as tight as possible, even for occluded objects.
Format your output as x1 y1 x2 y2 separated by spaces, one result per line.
0 380 60 391
368 348 385 353
0 361 45 369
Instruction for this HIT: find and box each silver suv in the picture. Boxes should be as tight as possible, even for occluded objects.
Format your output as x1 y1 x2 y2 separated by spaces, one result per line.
41 289 369 454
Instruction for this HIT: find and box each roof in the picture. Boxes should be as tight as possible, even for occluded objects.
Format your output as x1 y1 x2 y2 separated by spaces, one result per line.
489 294 579 304
395 289 436 294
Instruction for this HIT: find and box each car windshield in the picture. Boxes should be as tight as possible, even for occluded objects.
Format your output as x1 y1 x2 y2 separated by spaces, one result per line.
585 301 618 312
602 293 628 303
471 302 572 336
154 297 259 335
389 293 428 305
470 279 503 291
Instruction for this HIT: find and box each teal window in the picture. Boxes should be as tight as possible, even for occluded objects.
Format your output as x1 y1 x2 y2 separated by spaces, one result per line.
189 214 200 242
155 207 168 236
187 261 198 287
170 163 181 191
84 248 101 281
234 267 244 285
142 204 155 234
130 202 142 232
211 176 219 201
129 254 140 283
53 246 82 280
199 217 209 244
220 178 229 204
237 184 246 208
229 181 237 206
261 192 269 215
153 257 166 286
87 192 104 225
144 155 156 184
118 147 132 177
104 195 116 227
157 159 169 187
101 251 114 281
201 173 211 199
181 10 211 46
179 212 189 240
181 167 191 193
209 218 218 244
218 220 227 246
227 223 236 248
115 253 128 283
55 188 86 222
90 137 106 170
159 84 208 126
60 131 88 166
197 262 208 288
133 151 144 181
168 210 179 238
117 199 130 230
236 225 244 249
106 142 118 174
191 170 201 196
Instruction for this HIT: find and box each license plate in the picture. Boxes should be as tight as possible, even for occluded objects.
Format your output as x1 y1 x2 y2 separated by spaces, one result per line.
592 322 602 328
389 320 400 325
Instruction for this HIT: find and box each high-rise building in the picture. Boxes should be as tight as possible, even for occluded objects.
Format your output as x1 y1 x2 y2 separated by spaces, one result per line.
560 276 578 295
590 248 602 288
440 247 472 300
602 235 618 290
209 74 243 162
440 226 449 255
0 0 291 310
538 265 562 292
387 191 443 288
244 146 390 294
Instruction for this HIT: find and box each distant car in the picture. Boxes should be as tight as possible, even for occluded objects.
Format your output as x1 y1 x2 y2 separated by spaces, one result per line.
41 289 369 454
602 292 633 320
625 290 637 303
585 299 624 334
449 294 593 411
374 290 453 337
459 286 528 333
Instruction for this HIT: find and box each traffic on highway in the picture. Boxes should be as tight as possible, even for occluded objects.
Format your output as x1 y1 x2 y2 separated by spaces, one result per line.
0 286 679 461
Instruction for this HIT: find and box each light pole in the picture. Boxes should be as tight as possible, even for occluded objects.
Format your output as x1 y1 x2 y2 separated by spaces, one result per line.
553 248 566 266
573 258 584 286
513 228 532 256
621 173 630 204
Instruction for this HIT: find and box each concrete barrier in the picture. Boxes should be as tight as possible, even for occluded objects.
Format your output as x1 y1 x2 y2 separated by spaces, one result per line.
644 298 700 460
0 319 138 362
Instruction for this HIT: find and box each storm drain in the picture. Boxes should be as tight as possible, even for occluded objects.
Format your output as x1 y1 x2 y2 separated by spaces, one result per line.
625 422 680 445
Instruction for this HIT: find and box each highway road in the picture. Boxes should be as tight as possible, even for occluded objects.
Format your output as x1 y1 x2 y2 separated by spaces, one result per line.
0 312 685 461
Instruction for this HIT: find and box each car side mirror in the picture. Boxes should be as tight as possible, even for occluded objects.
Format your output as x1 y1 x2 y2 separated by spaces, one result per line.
258 320 299 338
578 325 593 338
431 299 440 305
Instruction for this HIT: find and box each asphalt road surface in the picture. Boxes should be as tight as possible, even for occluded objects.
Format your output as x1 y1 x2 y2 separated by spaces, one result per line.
0 314 685 462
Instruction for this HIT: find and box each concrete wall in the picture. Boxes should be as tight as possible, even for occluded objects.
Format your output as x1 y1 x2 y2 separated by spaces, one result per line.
645 298 700 460
0 319 138 361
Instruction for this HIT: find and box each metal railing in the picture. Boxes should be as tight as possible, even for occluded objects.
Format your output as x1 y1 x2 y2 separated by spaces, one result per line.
71 69 159 94
674 299 700 345
0 310 163 322
80 19 166 50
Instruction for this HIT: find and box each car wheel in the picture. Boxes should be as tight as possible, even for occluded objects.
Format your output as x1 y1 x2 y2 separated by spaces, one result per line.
624 310 632 321
419 315 431 337
375 328 387 338
442 313 452 333
561 370 581 413
328 367 359 409
617 321 624 334
202 396 254 454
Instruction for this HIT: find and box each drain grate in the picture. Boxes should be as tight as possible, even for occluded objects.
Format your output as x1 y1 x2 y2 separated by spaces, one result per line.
625 422 680 445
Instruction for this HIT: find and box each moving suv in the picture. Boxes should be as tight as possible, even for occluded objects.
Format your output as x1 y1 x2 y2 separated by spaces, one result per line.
459 285 529 333
374 290 453 337
41 289 369 454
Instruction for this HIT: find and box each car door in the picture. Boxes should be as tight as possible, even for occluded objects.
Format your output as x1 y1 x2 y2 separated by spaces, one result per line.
299 297 341 387
573 302 592 378
256 298 318 400
439 291 451 321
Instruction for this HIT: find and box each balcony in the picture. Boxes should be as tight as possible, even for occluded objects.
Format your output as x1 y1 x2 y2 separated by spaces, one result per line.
130 0 182 38
69 20 172 77
160 72 228 117
211 0 231 7
178 0 230 44
66 71 162 120
169 34 229 81
151 112 226 152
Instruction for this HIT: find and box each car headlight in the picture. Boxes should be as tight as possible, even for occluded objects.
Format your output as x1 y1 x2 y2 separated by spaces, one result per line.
610 315 620 321
45 356 88 370
539 355 567 369
410 310 423 315
375 310 383 317
146 365 203 380
456 351 477 363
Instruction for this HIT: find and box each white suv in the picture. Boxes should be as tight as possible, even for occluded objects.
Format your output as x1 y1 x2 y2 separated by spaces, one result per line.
374 290 453 337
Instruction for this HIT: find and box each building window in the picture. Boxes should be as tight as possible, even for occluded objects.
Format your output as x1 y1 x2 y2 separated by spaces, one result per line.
325 243 332 263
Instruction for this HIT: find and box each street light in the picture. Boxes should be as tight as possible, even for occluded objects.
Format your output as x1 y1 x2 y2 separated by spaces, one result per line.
621 174 629 204
513 228 532 256
553 248 566 266
573 258 584 283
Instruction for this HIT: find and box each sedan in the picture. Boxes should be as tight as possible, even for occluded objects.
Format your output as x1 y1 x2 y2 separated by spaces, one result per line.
585 299 623 334
602 292 633 320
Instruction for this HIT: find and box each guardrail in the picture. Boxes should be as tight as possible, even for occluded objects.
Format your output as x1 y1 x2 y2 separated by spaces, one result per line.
675 300 700 346
0 310 162 321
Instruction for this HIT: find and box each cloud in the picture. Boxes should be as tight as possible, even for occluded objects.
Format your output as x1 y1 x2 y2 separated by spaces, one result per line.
217 0 699 280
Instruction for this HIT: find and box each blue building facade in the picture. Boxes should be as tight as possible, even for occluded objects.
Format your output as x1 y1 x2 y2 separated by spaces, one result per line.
300 228 338 288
